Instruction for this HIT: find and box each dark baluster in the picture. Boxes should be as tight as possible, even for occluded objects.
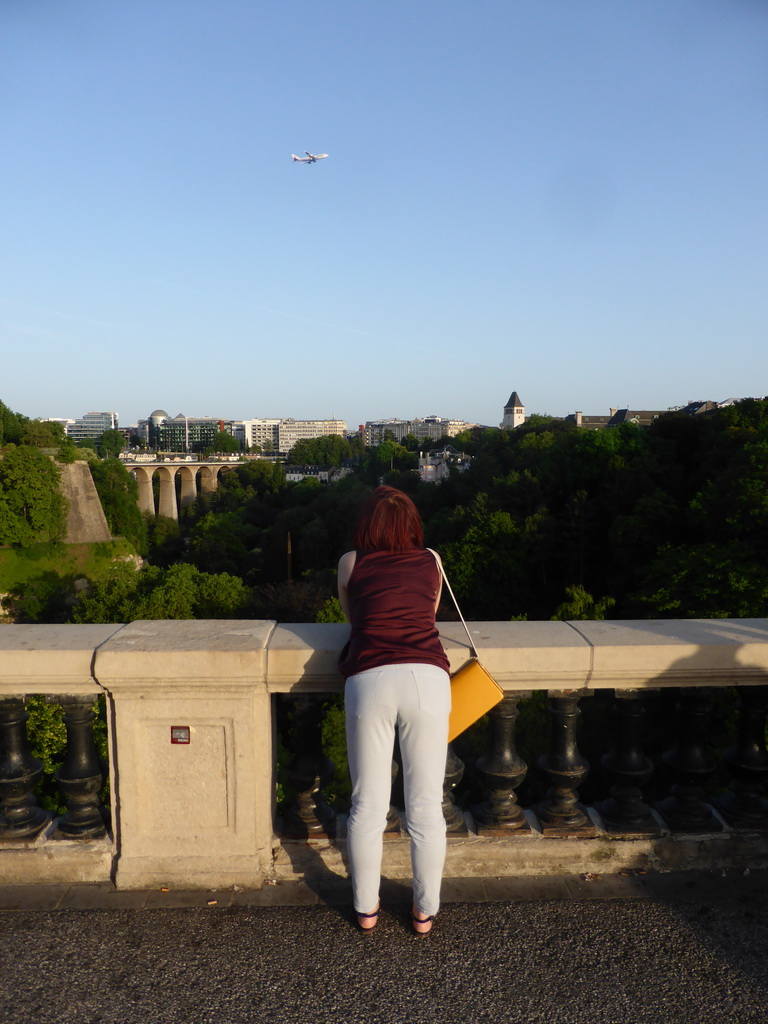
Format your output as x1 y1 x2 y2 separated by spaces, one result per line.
442 744 467 834
0 697 51 839
598 690 660 836
473 694 531 833
384 759 401 833
49 696 107 839
717 686 768 829
536 691 595 834
655 688 722 832
281 695 336 837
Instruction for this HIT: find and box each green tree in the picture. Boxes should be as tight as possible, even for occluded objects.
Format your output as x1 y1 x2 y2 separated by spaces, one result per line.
0 445 67 547
56 437 79 463
0 398 28 446
72 561 251 622
97 429 125 458
88 458 148 555
21 419 65 449
550 584 615 621
287 435 352 467
272 459 286 491
205 430 241 455
4 568 78 623
439 497 525 618
523 414 556 428
147 515 186 567
189 510 258 577
295 476 322 491
316 596 345 622
375 440 409 470
637 542 768 619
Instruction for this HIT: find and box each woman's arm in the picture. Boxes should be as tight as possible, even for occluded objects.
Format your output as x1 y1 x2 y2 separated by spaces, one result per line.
337 550 357 622
427 548 444 613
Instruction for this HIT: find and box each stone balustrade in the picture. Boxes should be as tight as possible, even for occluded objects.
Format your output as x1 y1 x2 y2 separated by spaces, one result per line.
2 619 768 891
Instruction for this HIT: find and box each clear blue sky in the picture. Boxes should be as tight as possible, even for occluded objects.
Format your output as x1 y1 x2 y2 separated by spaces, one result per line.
2 0 766 429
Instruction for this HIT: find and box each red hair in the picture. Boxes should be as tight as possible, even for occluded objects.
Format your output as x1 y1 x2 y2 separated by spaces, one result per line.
354 486 424 551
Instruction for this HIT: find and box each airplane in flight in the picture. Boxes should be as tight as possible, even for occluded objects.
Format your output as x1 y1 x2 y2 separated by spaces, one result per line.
291 152 328 164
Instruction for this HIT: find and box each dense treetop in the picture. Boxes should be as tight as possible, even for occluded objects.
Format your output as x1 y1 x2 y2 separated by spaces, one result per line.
0 398 28 447
286 434 355 467
0 444 67 547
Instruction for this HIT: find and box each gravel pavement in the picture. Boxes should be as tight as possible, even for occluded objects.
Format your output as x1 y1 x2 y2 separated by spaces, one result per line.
3 876 768 1024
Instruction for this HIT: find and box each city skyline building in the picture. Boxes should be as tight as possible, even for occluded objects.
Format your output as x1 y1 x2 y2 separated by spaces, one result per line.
63 411 119 444
362 415 472 447
135 411 348 455
233 418 347 457
143 411 224 453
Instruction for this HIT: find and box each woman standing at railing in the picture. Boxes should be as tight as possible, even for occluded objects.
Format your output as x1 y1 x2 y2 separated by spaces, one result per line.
337 486 450 936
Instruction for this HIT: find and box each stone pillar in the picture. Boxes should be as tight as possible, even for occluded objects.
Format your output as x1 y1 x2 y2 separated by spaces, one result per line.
178 466 198 510
94 620 276 891
198 465 219 496
156 466 178 520
132 467 156 517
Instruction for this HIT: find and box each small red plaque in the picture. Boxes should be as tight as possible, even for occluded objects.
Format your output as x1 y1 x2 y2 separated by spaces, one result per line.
170 726 190 744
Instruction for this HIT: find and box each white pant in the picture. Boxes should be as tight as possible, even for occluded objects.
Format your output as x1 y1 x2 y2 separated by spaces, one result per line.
344 663 451 917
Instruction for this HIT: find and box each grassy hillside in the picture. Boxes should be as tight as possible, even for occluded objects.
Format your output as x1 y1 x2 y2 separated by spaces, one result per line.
0 540 139 622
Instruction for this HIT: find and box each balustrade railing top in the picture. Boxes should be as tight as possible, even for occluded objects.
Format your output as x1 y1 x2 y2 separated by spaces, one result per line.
4 618 768 697
259 618 768 691
0 623 122 695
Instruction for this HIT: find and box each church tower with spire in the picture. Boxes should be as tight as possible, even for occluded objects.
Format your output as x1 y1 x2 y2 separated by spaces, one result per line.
501 391 525 429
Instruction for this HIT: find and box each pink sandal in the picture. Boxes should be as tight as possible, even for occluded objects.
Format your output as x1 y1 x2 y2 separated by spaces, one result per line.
411 909 435 936
356 908 379 932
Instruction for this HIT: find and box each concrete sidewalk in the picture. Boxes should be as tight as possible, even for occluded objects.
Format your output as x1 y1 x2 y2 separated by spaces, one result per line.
0 867 753 911
3 871 768 1024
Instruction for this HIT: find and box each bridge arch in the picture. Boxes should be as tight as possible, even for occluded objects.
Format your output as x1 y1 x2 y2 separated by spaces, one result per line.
128 462 230 521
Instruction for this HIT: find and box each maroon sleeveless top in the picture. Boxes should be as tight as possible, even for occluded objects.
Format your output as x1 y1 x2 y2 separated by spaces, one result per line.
338 548 450 678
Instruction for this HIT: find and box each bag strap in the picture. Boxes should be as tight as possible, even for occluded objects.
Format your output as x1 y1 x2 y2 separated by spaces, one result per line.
431 550 478 659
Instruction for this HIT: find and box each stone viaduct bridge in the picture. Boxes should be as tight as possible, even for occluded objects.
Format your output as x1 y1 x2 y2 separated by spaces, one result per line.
126 461 235 520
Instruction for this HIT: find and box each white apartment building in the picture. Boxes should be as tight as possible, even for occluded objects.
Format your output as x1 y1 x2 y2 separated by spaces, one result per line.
233 418 347 457
43 418 75 431
231 419 281 452
362 416 471 447
418 445 472 483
